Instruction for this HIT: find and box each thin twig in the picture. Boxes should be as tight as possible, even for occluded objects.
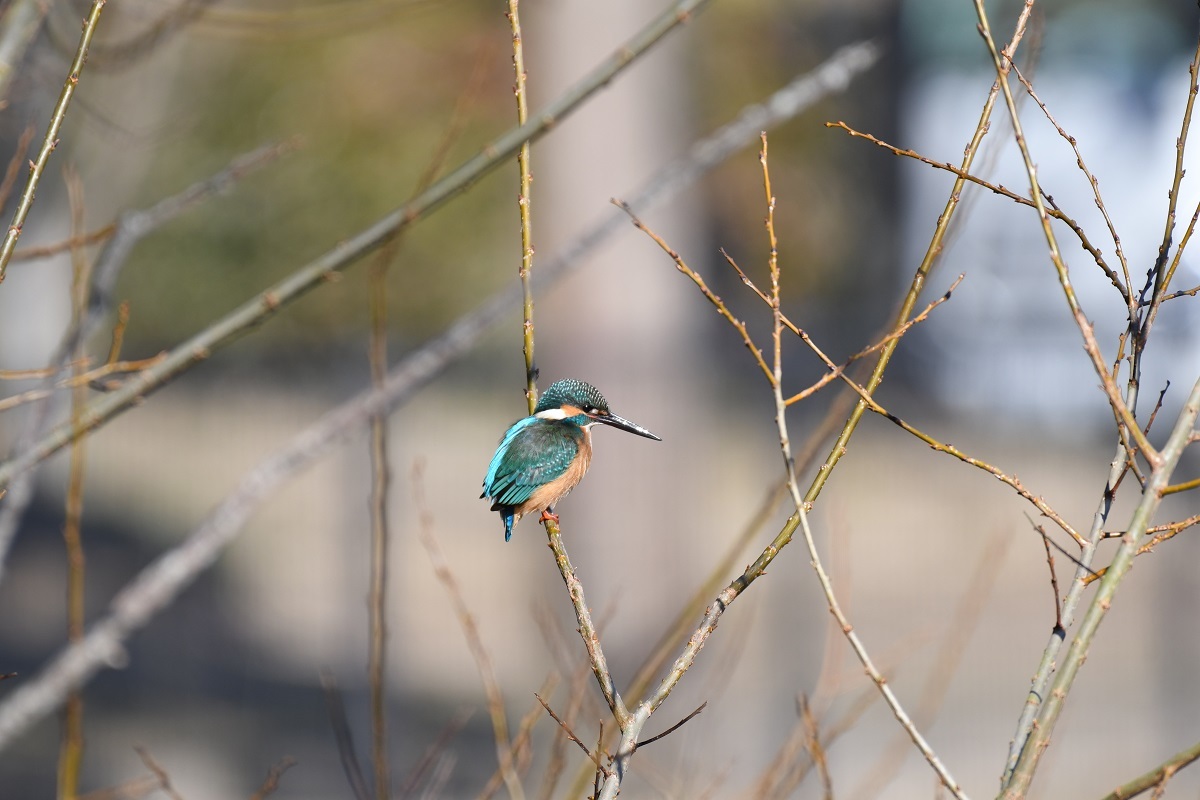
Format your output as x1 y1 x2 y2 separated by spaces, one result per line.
76 774 161 800
534 693 612 779
479 675 557 800
1010 62 1133 307
974 0 1157 464
320 671 371 800
0 128 34 212
0 0 108 282
799 696 833 800
634 702 707 751
850 532 1011 800
1004 377 1200 796
594 722 606 799
1085 512 1200 584
537 666 588 800
617 200 772 383
248 757 297 800
825 121 1126 300
1100 737 1200 800
562 480 789 798
726 264 1084 547
10 224 116 263
134 746 186 800
367 45 491 796
762 136 966 799
57 164 92 800
395 709 472 799
507 0 538 413
366 256 392 800
542 519 629 727
1161 476 1200 496
1147 28 1200 307
413 463 524 800
1035 522 1063 632
418 753 457 800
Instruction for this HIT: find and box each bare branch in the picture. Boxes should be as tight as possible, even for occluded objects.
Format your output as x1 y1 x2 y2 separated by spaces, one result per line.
535 693 612 779
1100 737 1200 800
0 0 108 282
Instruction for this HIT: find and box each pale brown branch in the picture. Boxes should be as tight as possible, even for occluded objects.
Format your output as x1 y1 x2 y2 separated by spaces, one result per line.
974 1 1158 465
1010 61 1133 307
413 463 524 800
134 746 186 800
248 757 297 800
826 120 1127 299
616 200 774 385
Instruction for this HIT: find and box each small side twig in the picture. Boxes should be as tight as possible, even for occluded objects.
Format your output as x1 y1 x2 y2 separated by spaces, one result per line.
1010 61 1133 307
394 709 472 799
616 199 772 384
825 120 1126 299
479 675 558 800
1034 520 1063 632
799 696 833 800
248 756 297 800
1086 512 1200 585
134 746 186 800
534 693 612 779
320 671 371 800
1100 737 1200 800
633 702 707 752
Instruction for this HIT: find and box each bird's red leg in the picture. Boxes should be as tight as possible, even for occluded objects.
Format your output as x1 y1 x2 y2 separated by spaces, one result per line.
539 508 559 523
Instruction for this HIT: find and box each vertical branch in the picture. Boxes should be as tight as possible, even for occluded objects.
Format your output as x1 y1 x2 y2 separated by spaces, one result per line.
57 166 91 800
508 0 538 414
366 255 392 800
758 137 967 799
799 2 1036 513
412 465 525 800
1152 32 1200 300
363 43 491 795
1004 377 1200 797
0 0 108 282
973 0 1156 462
1142 25 1200 342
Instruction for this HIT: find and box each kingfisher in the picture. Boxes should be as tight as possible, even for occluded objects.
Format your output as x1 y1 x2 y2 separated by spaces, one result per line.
482 378 661 541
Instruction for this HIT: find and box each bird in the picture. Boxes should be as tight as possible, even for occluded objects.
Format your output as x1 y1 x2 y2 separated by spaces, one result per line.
482 378 661 541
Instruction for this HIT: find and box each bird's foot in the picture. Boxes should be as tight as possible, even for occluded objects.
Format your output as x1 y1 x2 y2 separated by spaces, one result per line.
539 509 560 524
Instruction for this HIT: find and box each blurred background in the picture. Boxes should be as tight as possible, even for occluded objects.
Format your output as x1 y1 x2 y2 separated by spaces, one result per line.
0 0 1199 797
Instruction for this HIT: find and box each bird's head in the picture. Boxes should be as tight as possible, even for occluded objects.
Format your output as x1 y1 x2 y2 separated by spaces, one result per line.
534 379 661 441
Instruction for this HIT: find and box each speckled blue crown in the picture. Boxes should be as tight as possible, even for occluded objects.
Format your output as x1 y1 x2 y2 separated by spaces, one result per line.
535 379 609 413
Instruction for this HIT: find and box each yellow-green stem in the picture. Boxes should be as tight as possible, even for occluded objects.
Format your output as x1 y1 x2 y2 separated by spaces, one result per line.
508 0 537 413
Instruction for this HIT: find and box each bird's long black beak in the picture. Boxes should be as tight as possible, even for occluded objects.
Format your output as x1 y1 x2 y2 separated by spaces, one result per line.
594 412 661 441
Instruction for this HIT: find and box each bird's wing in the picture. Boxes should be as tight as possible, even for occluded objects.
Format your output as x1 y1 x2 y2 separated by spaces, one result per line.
483 419 579 509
